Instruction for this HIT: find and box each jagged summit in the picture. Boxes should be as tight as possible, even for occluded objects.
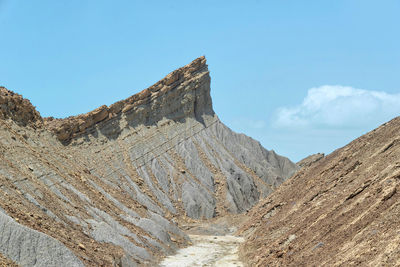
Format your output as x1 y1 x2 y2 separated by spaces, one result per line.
44 56 213 142
0 87 42 127
1 57 211 142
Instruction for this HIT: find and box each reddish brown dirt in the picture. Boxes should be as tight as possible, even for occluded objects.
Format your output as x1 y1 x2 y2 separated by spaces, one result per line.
239 117 400 266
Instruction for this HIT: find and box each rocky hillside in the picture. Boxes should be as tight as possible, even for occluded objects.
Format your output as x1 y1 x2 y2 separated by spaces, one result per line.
0 57 298 266
239 117 400 266
297 153 324 168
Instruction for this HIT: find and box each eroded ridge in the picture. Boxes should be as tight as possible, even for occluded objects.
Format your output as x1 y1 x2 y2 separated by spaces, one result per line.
44 56 212 142
0 57 298 266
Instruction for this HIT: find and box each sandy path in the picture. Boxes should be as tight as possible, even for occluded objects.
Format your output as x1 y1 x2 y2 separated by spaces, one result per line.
159 234 244 267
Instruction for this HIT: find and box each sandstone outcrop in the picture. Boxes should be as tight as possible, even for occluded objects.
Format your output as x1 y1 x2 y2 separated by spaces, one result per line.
239 117 400 266
0 57 298 266
0 87 42 127
44 57 212 143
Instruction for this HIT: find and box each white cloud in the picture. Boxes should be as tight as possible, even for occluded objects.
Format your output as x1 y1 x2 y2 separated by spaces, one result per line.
274 85 400 129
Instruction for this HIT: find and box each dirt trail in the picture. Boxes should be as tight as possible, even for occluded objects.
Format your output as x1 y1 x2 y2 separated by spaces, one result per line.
159 235 244 267
160 215 247 267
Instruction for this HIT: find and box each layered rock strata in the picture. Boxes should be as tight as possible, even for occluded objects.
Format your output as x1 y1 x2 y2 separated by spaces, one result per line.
239 117 400 266
44 57 212 143
0 57 298 266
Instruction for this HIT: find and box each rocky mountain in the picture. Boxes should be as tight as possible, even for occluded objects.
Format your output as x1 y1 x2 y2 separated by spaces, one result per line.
239 117 400 266
0 57 298 266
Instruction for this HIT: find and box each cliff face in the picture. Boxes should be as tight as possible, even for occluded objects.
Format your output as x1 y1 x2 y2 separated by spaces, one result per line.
239 117 400 266
0 57 298 266
44 56 213 143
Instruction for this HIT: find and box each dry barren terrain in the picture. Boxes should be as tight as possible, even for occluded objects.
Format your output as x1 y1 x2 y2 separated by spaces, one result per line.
239 117 400 266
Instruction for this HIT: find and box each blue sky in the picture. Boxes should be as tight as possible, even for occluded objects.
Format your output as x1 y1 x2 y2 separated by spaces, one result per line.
1 0 399 161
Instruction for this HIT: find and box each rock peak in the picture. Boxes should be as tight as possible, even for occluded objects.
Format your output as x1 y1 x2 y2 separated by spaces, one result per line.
0 87 42 127
44 56 213 142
